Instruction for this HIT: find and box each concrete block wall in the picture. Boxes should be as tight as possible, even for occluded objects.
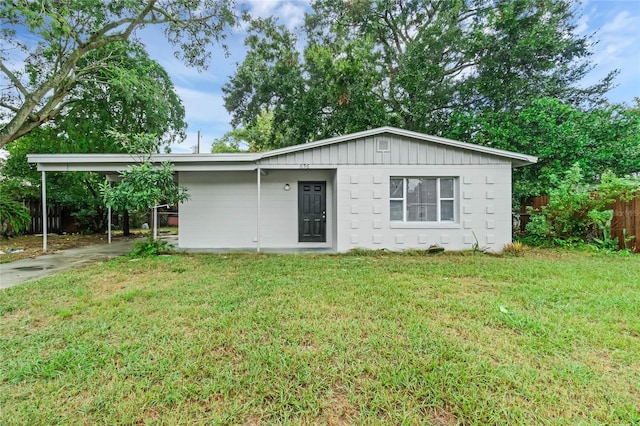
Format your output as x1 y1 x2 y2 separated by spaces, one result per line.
335 164 512 252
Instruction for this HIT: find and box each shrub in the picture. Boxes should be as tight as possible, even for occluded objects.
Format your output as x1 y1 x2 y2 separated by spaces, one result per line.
524 164 639 250
130 237 174 257
0 198 31 237
502 241 527 256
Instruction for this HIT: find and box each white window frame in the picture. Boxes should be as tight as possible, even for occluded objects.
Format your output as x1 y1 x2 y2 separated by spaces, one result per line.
390 177 457 223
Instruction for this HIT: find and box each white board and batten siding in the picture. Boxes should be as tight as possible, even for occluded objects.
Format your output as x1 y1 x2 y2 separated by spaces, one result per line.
261 134 514 252
260 135 505 166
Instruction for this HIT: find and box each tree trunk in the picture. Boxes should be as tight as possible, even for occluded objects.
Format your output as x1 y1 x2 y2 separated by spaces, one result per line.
123 210 130 236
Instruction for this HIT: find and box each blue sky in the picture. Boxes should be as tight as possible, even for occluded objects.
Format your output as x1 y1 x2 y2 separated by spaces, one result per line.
4 1 639 154
142 0 640 154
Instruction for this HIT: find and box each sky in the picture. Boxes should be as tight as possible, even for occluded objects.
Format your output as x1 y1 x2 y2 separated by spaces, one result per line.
3 0 639 155
139 0 640 154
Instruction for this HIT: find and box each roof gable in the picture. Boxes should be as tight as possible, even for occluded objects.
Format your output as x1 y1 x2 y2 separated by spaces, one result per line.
260 127 536 167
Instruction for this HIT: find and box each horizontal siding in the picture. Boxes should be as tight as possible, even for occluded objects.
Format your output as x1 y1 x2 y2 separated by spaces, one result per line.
261 135 508 166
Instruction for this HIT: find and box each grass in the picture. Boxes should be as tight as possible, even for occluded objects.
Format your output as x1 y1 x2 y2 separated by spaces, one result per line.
1 249 639 424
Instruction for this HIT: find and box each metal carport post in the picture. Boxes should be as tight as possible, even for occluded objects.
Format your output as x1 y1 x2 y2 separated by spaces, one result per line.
41 170 47 252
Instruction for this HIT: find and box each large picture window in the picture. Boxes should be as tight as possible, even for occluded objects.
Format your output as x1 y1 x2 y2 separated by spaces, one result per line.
390 177 456 222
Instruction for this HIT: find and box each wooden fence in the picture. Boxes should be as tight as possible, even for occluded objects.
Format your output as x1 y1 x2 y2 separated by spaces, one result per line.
25 199 78 235
518 195 550 232
520 195 639 252
611 197 640 252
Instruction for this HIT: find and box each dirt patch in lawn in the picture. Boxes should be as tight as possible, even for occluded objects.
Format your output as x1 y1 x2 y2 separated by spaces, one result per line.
0 233 141 264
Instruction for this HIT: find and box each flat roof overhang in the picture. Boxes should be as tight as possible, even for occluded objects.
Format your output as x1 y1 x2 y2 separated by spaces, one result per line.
27 153 261 173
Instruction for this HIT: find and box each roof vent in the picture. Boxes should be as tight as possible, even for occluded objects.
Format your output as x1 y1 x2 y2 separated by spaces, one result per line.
376 138 390 152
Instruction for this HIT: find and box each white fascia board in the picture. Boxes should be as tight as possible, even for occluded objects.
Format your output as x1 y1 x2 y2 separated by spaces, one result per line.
172 163 258 172
28 153 260 163
27 153 260 172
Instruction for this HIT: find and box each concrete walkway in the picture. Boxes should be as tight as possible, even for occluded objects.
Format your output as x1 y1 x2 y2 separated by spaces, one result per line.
0 238 139 289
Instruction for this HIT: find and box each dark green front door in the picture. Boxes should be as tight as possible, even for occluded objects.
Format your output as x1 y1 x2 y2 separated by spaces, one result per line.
298 182 326 242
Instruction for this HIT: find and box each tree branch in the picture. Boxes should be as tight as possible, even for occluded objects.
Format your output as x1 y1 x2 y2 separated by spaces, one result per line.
0 60 28 97
0 101 21 113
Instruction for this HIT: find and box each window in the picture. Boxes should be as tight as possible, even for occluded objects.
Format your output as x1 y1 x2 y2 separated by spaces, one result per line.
390 177 456 222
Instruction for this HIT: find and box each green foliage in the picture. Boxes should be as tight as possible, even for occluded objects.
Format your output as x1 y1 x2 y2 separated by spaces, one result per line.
0 0 235 148
211 111 281 152
224 0 614 146
211 137 244 153
64 42 187 149
525 164 640 250
588 210 618 251
101 161 189 214
101 133 190 214
470 98 640 200
596 171 640 203
0 197 30 237
130 237 174 257
526 164 595 239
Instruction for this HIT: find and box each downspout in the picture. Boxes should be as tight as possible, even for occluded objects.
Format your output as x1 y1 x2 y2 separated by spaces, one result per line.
256 164 261 252
41 170 47 252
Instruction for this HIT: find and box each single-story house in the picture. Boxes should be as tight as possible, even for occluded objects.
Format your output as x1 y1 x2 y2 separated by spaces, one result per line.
28 127 537 252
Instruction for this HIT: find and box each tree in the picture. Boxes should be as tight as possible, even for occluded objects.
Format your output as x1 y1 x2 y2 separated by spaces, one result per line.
0 0 235 148
224 0 615 145
100 133 190 256
467 98 640 200
0 172 31 237
212 109 280 152
61 41 187 149
1 42 187 233
100 133 190 216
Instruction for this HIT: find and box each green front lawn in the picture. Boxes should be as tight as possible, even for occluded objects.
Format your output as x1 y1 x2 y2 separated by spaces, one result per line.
1 250 639 424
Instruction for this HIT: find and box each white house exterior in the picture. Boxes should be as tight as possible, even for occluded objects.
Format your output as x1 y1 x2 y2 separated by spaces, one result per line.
28 127 537 252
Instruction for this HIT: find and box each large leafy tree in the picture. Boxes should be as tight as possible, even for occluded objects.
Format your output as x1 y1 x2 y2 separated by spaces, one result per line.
61 41 187 150
0 0 235 148
224 0 615 147
468 98 640 200
1 42 187 233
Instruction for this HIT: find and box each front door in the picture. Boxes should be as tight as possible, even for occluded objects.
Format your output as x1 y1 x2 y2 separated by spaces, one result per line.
298 182 326 242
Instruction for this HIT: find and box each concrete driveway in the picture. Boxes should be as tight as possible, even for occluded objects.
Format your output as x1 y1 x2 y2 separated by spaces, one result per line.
0 238 139 289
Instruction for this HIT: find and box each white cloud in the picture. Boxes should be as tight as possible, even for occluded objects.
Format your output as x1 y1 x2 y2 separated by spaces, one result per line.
574 13 589 35
244 0 310 30
170 87 233 154
276 2 308 29
175 87 230 124
600 10 634 34
577 2 640 103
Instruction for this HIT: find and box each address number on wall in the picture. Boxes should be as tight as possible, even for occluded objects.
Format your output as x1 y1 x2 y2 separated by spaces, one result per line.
299 164 310 169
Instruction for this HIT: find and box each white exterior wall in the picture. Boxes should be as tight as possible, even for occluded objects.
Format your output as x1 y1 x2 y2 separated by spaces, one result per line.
179 171 258 248
179 133 518 252
258 169 335 249
334 164 513 252
179 170 335 250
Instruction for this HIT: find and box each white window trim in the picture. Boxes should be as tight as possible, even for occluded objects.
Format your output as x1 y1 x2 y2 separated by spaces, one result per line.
390 177 458 224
